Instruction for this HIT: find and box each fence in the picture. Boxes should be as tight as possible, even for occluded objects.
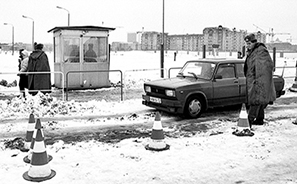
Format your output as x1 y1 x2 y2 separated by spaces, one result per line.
1 65 297 102
0 71 65 100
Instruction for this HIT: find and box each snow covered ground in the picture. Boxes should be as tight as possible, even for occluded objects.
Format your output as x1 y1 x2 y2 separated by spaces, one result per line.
1 50 297 183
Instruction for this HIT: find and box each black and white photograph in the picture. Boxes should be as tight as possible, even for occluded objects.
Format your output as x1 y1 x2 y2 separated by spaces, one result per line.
1 0 297 183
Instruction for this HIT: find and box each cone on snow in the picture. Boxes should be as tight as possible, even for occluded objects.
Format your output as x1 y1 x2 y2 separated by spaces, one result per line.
237 103 250 131
293 118 297 125
145 112 170 151
23 122 56 182
289 60 297 92
23 114 36 152
23 119 53 164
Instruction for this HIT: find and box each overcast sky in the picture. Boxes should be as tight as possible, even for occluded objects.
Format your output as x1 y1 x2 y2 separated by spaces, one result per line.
1 0 297 44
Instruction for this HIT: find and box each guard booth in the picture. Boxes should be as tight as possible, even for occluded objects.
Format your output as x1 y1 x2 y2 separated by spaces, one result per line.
48 26 115 89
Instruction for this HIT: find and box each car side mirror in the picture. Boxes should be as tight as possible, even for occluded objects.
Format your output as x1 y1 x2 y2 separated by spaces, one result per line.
214 74 222 79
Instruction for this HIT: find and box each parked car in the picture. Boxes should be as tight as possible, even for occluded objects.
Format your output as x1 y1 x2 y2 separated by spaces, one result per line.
142 59 285 118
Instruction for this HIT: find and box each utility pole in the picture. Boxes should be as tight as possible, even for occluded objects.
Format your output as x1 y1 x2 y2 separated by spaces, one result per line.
22 15 34 50
3 23 14 55
56 6 70 26
160 0 165 78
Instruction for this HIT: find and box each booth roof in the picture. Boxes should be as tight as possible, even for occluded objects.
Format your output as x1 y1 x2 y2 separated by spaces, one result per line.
48 26 116 33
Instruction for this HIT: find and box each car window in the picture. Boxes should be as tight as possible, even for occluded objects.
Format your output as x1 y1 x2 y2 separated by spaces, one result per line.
180 62 215 79
216 64 235 79
236 63 245 77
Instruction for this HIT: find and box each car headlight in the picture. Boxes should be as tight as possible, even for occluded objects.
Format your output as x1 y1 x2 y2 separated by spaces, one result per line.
165 89 176 97
145 86 151 92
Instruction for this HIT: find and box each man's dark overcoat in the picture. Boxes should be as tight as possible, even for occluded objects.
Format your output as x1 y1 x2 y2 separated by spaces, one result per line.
244 43 276 105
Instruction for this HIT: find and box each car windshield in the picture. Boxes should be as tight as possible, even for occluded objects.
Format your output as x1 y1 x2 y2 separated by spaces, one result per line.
178 61 216 80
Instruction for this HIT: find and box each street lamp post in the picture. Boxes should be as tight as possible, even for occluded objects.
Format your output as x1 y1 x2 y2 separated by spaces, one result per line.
56 6 70 26
3 23 14 55
160 0 165 78
22 15 34 51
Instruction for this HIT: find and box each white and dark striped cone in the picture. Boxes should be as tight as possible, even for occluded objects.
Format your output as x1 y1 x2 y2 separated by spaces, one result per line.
145 112 170 151
23 114 36 152
237 104 250 131
289 60 297 92
23 125 56 182
23 119 53 164
293 118 297 125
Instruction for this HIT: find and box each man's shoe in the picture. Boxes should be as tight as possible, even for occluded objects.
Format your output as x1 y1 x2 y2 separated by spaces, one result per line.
253 120 264 125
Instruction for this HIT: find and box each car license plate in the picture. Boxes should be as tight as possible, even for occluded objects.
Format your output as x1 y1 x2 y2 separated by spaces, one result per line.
150 97 161 103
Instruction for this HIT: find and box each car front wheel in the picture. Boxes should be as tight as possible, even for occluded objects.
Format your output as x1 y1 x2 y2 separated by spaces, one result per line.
184 96 204 119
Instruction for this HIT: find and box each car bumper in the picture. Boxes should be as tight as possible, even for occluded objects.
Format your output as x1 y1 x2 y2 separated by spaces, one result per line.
276 90 286 98
142 94 183 114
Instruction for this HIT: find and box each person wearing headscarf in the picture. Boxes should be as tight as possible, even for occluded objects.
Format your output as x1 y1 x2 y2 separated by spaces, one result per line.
243 33 276 127
17 49 30 97
27 43 51 95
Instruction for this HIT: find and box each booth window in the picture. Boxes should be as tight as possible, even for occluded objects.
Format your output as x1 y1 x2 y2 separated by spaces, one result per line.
54 37 60 63
64 38 80 63
83 37 107 62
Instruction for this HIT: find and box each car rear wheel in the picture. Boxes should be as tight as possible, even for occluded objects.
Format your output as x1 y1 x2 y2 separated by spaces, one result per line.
184 96 204 119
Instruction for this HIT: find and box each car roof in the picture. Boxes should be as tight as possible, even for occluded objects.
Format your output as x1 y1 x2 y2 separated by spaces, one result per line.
187 58 245 64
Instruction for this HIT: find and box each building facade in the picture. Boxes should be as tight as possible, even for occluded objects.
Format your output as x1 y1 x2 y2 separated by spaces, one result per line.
140 31 168 51
202 25 249 52
110 25 267 52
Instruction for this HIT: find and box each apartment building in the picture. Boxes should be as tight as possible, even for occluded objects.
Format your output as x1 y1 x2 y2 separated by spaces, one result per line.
167 34 203 51
111 25 267 52
203 25 249 52
139 25 263 52
140 31 169 51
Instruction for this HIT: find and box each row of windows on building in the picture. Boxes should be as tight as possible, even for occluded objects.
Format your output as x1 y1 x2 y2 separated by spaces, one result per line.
112 25 266 52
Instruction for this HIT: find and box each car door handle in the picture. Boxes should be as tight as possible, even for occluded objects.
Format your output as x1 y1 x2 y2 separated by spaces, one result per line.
234 79 239 83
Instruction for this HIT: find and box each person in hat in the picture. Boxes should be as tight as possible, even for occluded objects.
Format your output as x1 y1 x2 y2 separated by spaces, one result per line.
237 51 243 59
243 33 276 127
27 43 51 95
84 43 97 62
17 49 30 97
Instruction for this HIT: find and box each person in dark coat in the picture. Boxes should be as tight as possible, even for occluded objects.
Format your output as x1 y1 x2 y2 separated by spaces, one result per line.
84 43 97 62
243 33 276 127
27 43 51 95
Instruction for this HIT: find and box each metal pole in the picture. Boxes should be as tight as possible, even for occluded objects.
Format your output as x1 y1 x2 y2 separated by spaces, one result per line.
203 45 206 58
12 25 14 55
68 13 70 26
273 47 276 71
3 23 14 55
57 6 70 26
160 0 165 78
22 15 34 50
32 20 34 50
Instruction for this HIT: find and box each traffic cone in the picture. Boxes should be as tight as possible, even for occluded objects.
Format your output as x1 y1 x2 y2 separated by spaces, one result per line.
293 118 297 125
232 104 254 136
289 60 297 92
23 113 36 152
23 125 56 182
23 119 53 164
145 112 170 151
237 103 250 131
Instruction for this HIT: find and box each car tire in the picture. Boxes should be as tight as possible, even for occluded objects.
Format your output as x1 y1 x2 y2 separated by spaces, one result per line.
184 96 204 119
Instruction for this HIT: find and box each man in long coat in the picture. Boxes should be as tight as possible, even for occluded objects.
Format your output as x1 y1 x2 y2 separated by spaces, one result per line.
244 33 276 127
27 43 51 95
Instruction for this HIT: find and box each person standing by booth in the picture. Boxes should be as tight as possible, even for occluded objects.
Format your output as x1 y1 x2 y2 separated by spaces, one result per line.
17 49 29 98
27 43 51 95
